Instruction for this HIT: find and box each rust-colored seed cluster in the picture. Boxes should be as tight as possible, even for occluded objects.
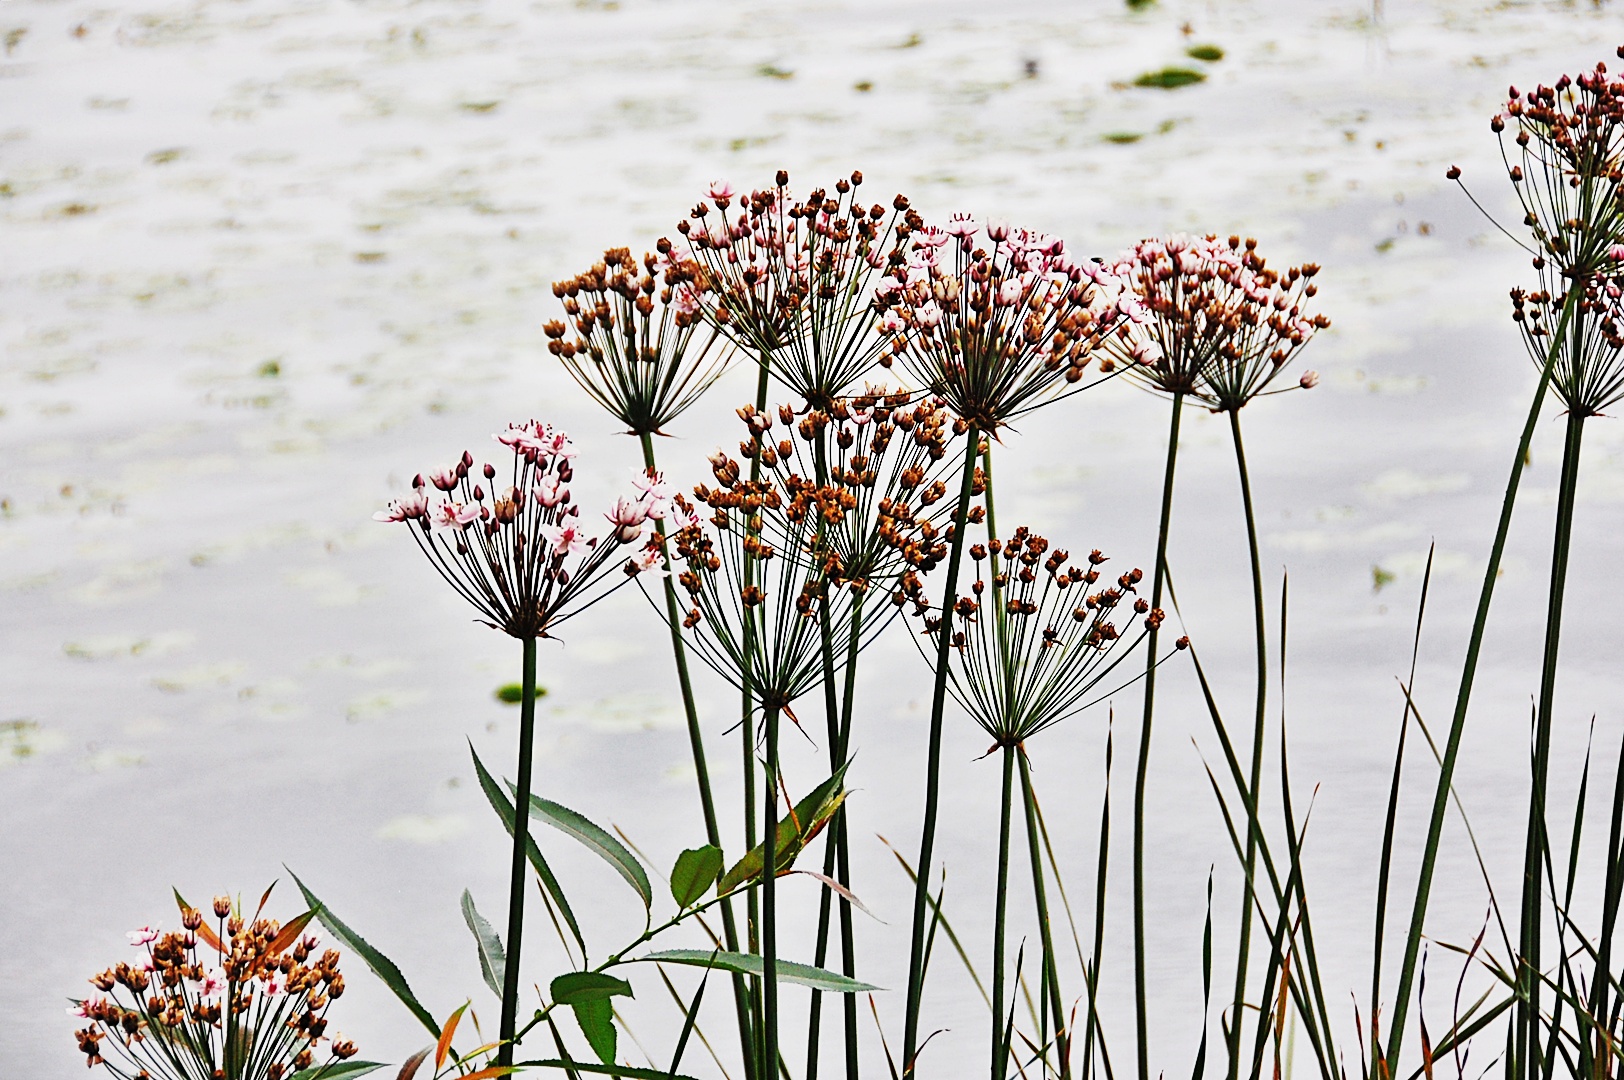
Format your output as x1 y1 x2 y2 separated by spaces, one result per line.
1511 273 1624 416
73 900 356 1080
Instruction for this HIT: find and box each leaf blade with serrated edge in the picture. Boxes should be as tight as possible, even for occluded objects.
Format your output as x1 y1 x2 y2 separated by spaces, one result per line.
287 869 440 1038
285 1062 388 1080
638 949 880 993
512 787 652 909
571 998 617 1064
460 891 506 999
669 846 723 909
551 971 634 1004
470 744 587 955
717 766 848 895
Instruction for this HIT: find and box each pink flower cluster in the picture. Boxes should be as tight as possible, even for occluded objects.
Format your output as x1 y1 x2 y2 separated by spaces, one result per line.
375 421 671 637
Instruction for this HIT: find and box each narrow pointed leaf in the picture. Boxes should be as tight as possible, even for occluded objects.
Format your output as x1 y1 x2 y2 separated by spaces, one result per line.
519 1062 701 1080
288 869 440 1038
394 1047 432 1080
639 949 880 992
460 890 506 999
270 908 318 956
454 1069 518 1080
285 1062 388 1080
470 744 587 955
571 997 618 1064
669 846 723 909
173 889 225 953
513 787 651 909
551 971 635 1004
717 766 848 895
436 1003 467 1069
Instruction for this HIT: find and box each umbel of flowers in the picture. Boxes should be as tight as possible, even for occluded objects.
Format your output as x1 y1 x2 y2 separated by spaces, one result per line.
72 896 356 1080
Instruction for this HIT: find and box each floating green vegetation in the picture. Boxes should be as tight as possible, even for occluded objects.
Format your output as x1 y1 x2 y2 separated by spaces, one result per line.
257 360 281 378
1134 67 1206 89
1186 44 1225 62
496 683 548 704
756 63 794 80
460 101 500 113
1103 131 1144 144
1125 0 1154 9
893 32 923 49
1375 237 1397 253
854 80 874 93
1372 565 1397 592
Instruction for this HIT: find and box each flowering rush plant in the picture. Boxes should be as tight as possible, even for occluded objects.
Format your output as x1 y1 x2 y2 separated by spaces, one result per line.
71 894 360 1080
374 419 668 639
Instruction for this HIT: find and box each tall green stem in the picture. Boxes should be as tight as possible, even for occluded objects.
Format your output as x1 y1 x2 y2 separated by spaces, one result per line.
1225 408 1267 1080
498 636 538 1067
762 700 782 1080
1383 290 1577 1069
741 355 772 1077
903 425 983 1076
1020 747 1070 1079
640 429 755 1080
807 591 843 1080
1134 390 1184 1080
1517 409 1585 1079
991 743 1017 1080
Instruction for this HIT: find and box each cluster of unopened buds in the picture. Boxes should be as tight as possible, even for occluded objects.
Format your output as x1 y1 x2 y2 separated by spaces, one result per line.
72 900 356 1080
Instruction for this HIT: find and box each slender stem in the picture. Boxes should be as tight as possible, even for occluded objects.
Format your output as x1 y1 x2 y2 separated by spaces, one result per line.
741 355 772 1079
640 429 754 1080
762 700 782 1080
498 636 538 1067
903 425 984 1076
808 590 843 1080
1021 746 1070 1079
838 598 864 1080
1517 409 1585 1079
1383 288 1578 1068
1134 391 1184 1080
992 744 1017 1080
1225 408 1267 1080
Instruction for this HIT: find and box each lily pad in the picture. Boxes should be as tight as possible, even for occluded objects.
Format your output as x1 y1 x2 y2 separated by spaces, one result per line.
1134 67 1206 89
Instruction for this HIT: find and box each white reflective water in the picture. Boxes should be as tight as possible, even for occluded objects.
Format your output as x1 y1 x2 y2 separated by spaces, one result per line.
6 0 1624 1073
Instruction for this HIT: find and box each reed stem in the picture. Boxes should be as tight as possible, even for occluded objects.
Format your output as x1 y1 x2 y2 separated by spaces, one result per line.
1383 288 1578 1069
1020 746 1071 1079
1225 408 1267 1080
763 700 782 1080
903 424 983 1076
639 429 754 1079
741 355 772 1079
1134 390 1185 1080
992 743 1016 1080
1517 408 1585 1079
497 635 538 1067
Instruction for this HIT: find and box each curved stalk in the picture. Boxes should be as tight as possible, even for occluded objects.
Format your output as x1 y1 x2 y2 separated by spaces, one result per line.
498 635 539 1067
903 422 983 1076
992 744 1017 1080
1518 408 1585 1079
1020 746 1070 1079
1383 288 1578 1069
1134 390 1185 1080
640 429 754 1078
1225 408 1267 1080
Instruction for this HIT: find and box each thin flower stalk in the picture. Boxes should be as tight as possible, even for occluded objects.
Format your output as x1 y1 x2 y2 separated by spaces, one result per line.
678 171 918 405
72 899 357 1080
375 421 663 1066
1167 234 1329 1080
880 213 1128 1073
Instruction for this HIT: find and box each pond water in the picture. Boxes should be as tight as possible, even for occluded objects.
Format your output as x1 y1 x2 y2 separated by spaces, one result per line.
6 0 1624 1073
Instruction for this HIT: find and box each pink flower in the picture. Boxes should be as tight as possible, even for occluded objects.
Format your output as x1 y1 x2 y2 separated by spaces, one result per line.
127 926 160 947
1610 243 1624 263
914 301 942 328
672 284 700 316
986 218 1010 242
495 422 535 450
944 214 978 239
996 279 1024 307
428 465 460 492
431 502 480 531
707 179 736 201
541 522 591 558
373 492 429 523
198 972 224 1002
534 476 569 508
1299 370 1320 389
605 496 650 543
626 544 668 577
915 226 950 248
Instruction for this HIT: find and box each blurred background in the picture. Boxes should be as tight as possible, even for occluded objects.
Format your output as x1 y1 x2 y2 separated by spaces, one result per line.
5 0 1624 1073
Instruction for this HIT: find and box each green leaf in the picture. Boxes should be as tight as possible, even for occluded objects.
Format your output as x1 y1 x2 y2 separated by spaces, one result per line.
460 890 506 1000
519 1062 698 1080
287 869 440 1038
570 998 617 1064
638 949 880 993
717 765 848 895
512 786 651 910
285 1062 388 1080
551 971 634 1004
669 846 723 909
470 743 587 956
